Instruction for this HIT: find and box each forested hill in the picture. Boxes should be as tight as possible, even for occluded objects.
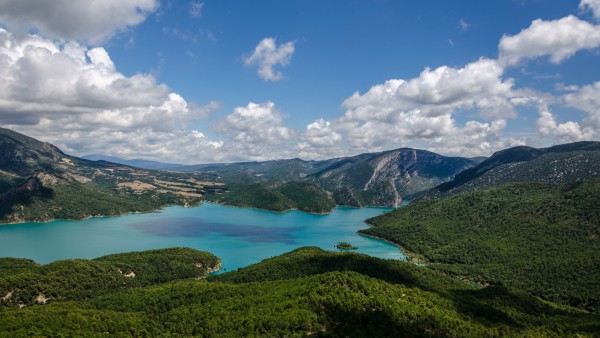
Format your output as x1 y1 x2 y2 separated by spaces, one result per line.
1 247 598 336
362 179 600 312
205 181 337 213
0 128 224 224
412 141 600 201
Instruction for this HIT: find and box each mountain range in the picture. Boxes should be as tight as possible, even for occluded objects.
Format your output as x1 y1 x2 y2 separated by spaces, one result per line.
3 126 600 221
412 141 600 201
86 148 479 207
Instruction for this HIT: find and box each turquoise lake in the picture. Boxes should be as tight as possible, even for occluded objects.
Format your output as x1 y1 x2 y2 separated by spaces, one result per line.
0 203 405 272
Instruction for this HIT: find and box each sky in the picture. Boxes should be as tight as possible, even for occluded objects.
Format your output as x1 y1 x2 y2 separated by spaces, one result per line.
1 0 600 164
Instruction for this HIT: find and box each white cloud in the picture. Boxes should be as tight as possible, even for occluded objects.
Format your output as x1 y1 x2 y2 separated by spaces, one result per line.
0 28 224 164
335 112 516 157
580 0 600 20
499 15 600 66
292 58 528 158
216 101 296 160
297 119 343 159
535 105 595 142
0 0 158 44
244 37 295 81
564 81 600 130
342 58 516 120
459 18 471 31
189 1 205 18
302 119 342 147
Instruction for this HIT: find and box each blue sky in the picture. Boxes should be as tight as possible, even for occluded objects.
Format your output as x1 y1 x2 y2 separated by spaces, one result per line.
0 0 599 163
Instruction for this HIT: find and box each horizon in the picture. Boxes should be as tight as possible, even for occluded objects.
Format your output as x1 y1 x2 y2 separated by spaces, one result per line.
1 1 600 164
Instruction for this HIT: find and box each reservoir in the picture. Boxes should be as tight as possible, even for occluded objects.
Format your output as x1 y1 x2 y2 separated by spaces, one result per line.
0 203 405 271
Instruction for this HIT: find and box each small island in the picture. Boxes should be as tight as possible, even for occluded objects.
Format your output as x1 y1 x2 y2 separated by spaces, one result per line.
335 241 358 250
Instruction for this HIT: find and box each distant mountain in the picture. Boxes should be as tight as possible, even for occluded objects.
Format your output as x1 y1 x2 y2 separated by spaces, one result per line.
0 127 483 214
185 150 477 207
307 149 476 207
412 141 600 200
82 154 185 170
0 128 208 223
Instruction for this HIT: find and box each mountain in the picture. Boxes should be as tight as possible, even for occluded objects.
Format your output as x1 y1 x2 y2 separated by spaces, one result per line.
82 154 185 170
88 147 480 208
0 127 66 177
307 148 477 206
0 128 213 224
412 141 600 200
1 247 598 336
362 179 600 311
189 149 477 207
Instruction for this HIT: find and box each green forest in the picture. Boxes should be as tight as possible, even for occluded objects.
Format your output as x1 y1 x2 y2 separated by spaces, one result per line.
361 180 600 312
1 247 599 336
206 181 336 213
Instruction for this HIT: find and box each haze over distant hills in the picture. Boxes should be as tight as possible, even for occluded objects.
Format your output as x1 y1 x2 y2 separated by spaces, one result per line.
81 154 186 171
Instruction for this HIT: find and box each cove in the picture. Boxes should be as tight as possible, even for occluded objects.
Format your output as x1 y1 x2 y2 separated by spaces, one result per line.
0 203 405 272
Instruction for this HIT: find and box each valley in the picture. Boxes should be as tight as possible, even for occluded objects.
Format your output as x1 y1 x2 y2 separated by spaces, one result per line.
0 127 480 223
1 127 600 336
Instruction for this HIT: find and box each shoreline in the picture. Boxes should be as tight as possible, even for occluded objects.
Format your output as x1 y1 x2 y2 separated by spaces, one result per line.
358 220 428 264
203 200 336 215
0 200 344 226
357 232 428 264
205 198 394 216
0 204 173 226
357 232 407 255
0 198 395 226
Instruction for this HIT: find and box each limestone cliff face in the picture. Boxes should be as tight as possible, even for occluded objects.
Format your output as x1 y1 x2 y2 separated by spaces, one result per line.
310 149 476 207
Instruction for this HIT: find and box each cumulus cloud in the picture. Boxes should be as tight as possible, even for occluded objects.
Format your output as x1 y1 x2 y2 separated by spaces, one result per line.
244 37 295 81
216 101 296 160
342 58 517 120
580 0 600 20
0 28 226 163
535 105 595 142
292 58 529 158
498 15 600 66
297 119 343 159
292 5 600 159
0 0 158 44
564 81 600 130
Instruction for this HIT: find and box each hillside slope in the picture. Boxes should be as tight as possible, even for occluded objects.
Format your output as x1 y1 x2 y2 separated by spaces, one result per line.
309 148 476 207
413 142 600 200
206 181 337 213
362 180 600 311
1 247 598 336
0 128 213 223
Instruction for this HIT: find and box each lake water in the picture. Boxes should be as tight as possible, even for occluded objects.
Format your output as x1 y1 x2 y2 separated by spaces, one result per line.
0 203 405 272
